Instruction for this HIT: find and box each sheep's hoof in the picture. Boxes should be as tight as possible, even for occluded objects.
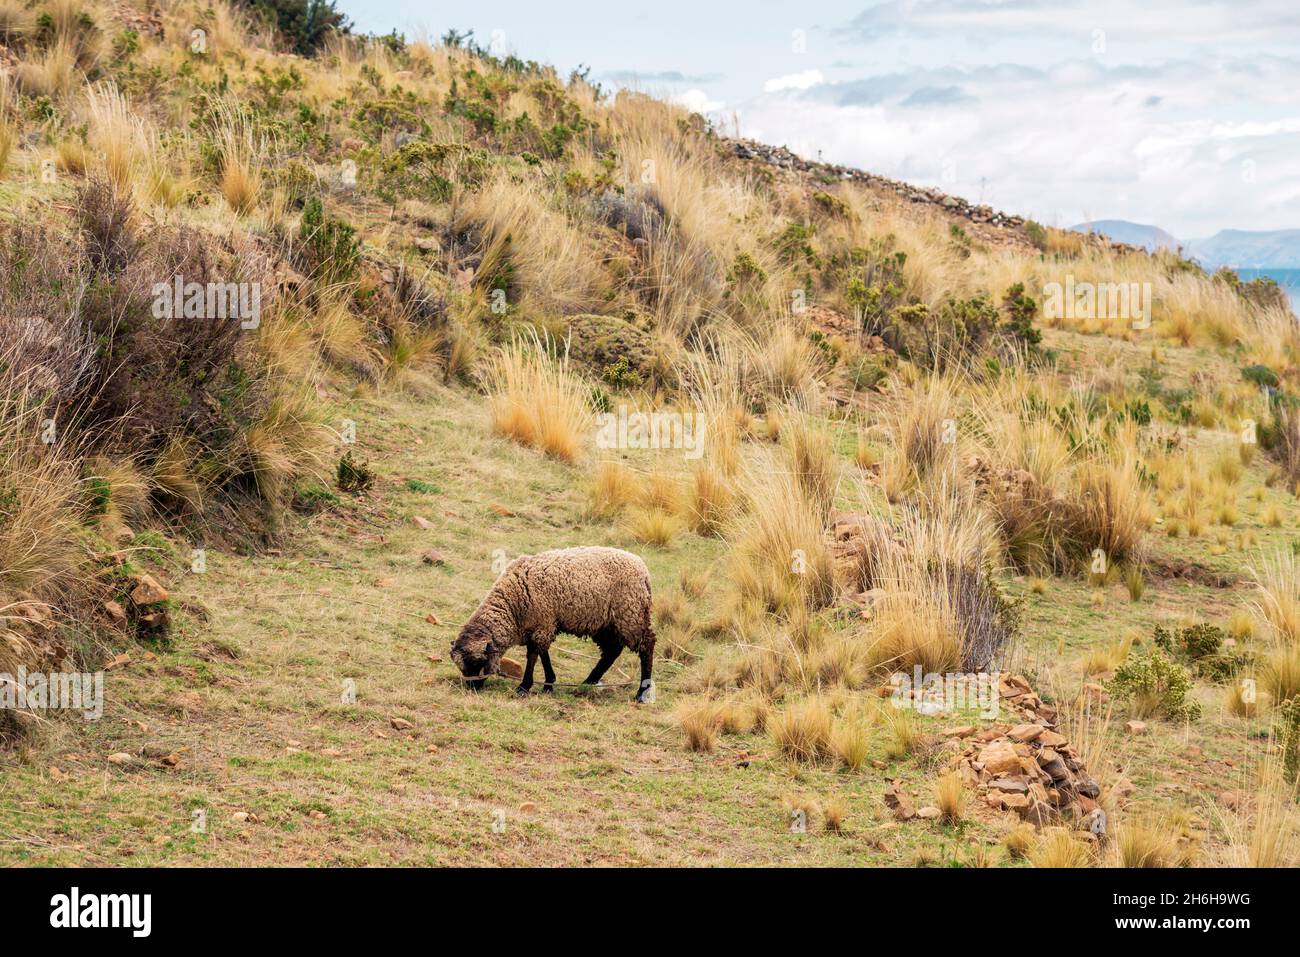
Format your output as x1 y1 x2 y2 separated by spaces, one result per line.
514 685 531 698
540 683 555 694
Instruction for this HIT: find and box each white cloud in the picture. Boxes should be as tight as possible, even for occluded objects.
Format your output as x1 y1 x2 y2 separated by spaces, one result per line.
670 89 725 115
736 53 1300 237
763 70 825 93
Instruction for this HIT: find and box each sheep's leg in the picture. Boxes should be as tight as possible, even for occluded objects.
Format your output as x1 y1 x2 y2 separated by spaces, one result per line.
539 650 556 692
516 641 539 696
634 646 655 703
583 641 622 685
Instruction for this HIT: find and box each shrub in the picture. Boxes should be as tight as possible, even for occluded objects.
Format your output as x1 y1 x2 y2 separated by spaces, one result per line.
1108 647 1201 720
298 197 360 285
335 450 373 493
237 0 348 56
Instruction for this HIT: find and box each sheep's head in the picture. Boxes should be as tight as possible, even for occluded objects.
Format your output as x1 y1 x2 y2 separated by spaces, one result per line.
451 621 500 691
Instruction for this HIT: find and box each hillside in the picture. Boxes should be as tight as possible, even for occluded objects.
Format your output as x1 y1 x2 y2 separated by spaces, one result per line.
2 1 1300 869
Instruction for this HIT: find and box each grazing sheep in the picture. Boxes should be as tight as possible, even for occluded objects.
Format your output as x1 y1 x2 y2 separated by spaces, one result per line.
452 546 657 702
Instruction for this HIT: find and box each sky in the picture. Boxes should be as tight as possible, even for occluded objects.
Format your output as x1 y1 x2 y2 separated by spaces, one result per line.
341 0 1300 239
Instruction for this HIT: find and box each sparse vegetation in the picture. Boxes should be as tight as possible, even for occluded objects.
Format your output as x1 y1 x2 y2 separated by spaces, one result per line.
0 4 1296 872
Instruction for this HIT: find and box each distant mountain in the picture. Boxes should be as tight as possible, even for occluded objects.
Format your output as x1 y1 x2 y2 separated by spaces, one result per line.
1070 220 1180 252
1070 220 1300 269
1185 229 1300 269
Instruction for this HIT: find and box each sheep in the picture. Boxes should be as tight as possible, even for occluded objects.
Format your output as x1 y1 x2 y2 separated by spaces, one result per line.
451 546 657 702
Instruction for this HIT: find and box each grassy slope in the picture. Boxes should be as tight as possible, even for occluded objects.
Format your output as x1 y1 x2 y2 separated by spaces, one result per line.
0 320 1289 866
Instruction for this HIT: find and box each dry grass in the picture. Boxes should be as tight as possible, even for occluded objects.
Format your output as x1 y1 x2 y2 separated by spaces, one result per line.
675 698 724 752
828 710 873 771
782 409 839 520
460 172 611 315
1067 443 1149 565
1001 822 1037 858
1218 763 1300 867
1263 645 1300 704
935 770 966 824
624 507 681 547
855 487 1010 673
484 333 591 463
769 695 832 762
1250 548 1300 646
879 373 962 502
16 38 80 99
588 461 639 519
0 403 84 604
1028 827 1094 868
728 466 835 614
687 460 735 536
211 101 266 215
1112 817 1182 867
0 71 16 177
85 81 145 194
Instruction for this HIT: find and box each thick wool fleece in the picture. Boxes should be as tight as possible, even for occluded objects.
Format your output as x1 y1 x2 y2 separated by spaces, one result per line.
452 546 656 698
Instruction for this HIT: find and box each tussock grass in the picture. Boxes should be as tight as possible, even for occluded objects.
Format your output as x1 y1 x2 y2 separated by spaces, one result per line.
211 101 266 215
853 486 1012 673
588 461 639 518
484 333 591 463
687 460 735 536
829 708 873 771
624 507 681 547
879 373 963 502
85 81 145 194
936 770 966 824
728 466 836 614
1113 817 1182 867
1250 548 1300 646
1028 828 1094 868
769 695 832 762
676 698 724 752
1218 762 1300 867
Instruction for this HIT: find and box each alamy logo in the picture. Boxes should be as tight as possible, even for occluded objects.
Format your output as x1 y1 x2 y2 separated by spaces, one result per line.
595 405 705 460
890 666 1000 720
1043 274 1151 329
0 667 103 720
49 887 151 937
151 276 261 329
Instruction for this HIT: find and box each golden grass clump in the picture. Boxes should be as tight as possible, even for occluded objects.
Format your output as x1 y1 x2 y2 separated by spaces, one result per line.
728 467 836 613
936 769 966 824
211 101 267 215
687 460 735 535
769 695 832 762
1112 817 1182 867
828 709 873 771
1028 827 1094 868
624 507 681 547
879 373 962 502
485 334 591 463
588 461 639 518
676 697 724 752
1250 548 1300 646
1218 762 1300 867
85 81 145 194
854 486 1010 674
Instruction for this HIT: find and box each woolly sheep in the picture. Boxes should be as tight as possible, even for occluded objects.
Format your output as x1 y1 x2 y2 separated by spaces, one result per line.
451 546 657 702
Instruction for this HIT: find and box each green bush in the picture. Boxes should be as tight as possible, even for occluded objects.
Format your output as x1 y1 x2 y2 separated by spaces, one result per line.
335 450 373 494
298 197 360 285
237 0 349 56
1108 647 1201 720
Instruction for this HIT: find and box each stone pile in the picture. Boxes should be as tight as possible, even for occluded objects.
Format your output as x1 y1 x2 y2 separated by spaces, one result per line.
949 674 1106 834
